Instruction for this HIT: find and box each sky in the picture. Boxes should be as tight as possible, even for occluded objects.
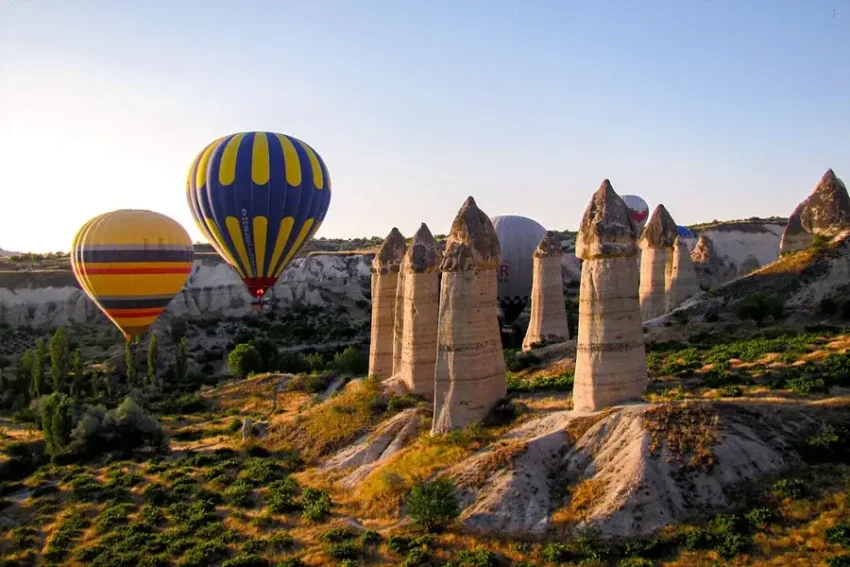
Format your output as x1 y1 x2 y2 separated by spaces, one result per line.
0 0 848 253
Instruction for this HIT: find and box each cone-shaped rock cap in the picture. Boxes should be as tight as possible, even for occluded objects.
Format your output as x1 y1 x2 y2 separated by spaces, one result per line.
534 230 565 258
575 180 638 260
372 227 407 273
441 196 501 272
403 223 442 273
799 168 850 233
640 204 679 249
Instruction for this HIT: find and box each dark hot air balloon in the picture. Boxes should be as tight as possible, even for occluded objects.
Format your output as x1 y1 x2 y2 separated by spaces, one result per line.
490 215 547 325
186 132 332 307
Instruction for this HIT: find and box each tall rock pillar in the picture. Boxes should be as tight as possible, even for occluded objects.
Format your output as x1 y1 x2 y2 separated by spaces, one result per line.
367 228 406 379
638 205 678 320
432 197 506 434
522 231 570 351
397 223 442 398
573 180 648 412
666 236 699 311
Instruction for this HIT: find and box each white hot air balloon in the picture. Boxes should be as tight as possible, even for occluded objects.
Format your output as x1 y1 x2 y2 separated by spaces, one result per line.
490 215 547 325
621 194 650 235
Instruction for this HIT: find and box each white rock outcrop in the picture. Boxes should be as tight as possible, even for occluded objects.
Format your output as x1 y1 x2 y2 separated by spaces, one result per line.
368 229 406 379
432 197 506 434
395 223 442 398
572 180 647 412
638 205 679 321
522 231 570 351
665 236 700 311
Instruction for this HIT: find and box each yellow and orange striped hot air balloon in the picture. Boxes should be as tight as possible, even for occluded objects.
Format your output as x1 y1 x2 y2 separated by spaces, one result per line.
70 210 194 340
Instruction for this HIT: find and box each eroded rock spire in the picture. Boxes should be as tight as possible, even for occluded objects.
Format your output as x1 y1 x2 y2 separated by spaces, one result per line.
638 205 678 320
368 228 406 379
572 180 647 412
432 197 505 434
522 231 570 350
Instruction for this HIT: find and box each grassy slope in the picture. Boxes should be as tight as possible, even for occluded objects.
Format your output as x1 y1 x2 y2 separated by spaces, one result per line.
7 330 850 565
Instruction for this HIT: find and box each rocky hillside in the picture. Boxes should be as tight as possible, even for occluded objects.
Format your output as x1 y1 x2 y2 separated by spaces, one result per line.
0 219 787 335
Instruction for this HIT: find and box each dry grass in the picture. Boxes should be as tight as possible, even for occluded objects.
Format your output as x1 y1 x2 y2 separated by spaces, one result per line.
551 478 605 526
354 427 494 518
265 377 385 461
449 440 528 490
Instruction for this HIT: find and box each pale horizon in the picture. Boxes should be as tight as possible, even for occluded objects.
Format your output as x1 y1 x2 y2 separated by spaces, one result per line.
1 0 848 253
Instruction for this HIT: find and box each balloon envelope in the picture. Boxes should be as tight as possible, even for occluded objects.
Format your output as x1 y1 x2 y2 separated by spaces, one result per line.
490 215 547 324
186 132 332 299
677 225 695 239
71 210 194 340
621 194 650 233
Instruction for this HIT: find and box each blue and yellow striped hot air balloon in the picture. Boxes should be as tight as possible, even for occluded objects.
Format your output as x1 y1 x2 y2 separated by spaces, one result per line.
71 210 195 340
186 131 332 301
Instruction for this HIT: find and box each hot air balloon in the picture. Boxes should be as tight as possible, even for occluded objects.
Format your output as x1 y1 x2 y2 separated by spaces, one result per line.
71 210 194 340
677 225 695 239
621 194 650 234
186 132 332 308
490 215 547 325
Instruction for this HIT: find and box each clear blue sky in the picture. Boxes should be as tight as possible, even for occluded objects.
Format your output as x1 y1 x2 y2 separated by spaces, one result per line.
1 0 848 253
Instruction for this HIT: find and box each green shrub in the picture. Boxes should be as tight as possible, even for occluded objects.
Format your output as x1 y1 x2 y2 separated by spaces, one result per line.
405 477 460 532
734 293 785 326
456 548 499 567
333 347 368 375
227 344 263 379
301 487 332 522
504 350 541 372
360 530 382 547
277 352 310 374
320 527 358 543
248 338 279 372
266 477 300 513
305 352 326 372
224 479 255 508
827 523 850 547
325 541 361 560
270 533 295 551
722 384 743 397
828 554 850 567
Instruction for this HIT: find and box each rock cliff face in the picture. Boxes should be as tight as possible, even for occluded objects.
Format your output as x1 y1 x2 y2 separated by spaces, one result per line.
0 253 373 329
690 235 736 290
780 169 850 255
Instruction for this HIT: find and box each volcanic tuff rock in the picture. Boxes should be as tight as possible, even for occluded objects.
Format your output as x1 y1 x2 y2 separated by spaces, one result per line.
522 231 570 351
780 169 850 254
690 235 735 290
572 180 647 412
432 197 506 434
666 236 700 311
368 228 406 379
639 205 679 320
394 223 441 398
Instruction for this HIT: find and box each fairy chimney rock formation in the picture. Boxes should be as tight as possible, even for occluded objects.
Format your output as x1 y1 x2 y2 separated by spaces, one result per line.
638 205 678 320
690 234 735 290
368 228 406 379
666 236 700 311
780 169 850 254
432 197 506 434
396 223 442 398
522 231 570 351
573 180 647 413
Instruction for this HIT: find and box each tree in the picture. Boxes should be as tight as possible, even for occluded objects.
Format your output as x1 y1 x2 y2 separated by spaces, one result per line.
405 478 461 532
41 392 72 456
125 340 137 387
70 349 84 397
49 326 70 392
147 334 158 387
32 340 47 397
249 337 278 371
227 344 263 379
175 337 188 383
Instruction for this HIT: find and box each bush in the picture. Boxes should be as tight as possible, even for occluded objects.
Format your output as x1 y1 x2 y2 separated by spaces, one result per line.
305 352 326 372
828 555 850 567
301 487 332 522
333 347 368 375
504 350 541 372
68 397 167 459
277 352 310 374
405 477 461 532
227 344 263 379
734 293 785 326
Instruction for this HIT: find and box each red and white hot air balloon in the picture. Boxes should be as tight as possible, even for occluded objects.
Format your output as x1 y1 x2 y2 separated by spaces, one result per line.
621 194 650 234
